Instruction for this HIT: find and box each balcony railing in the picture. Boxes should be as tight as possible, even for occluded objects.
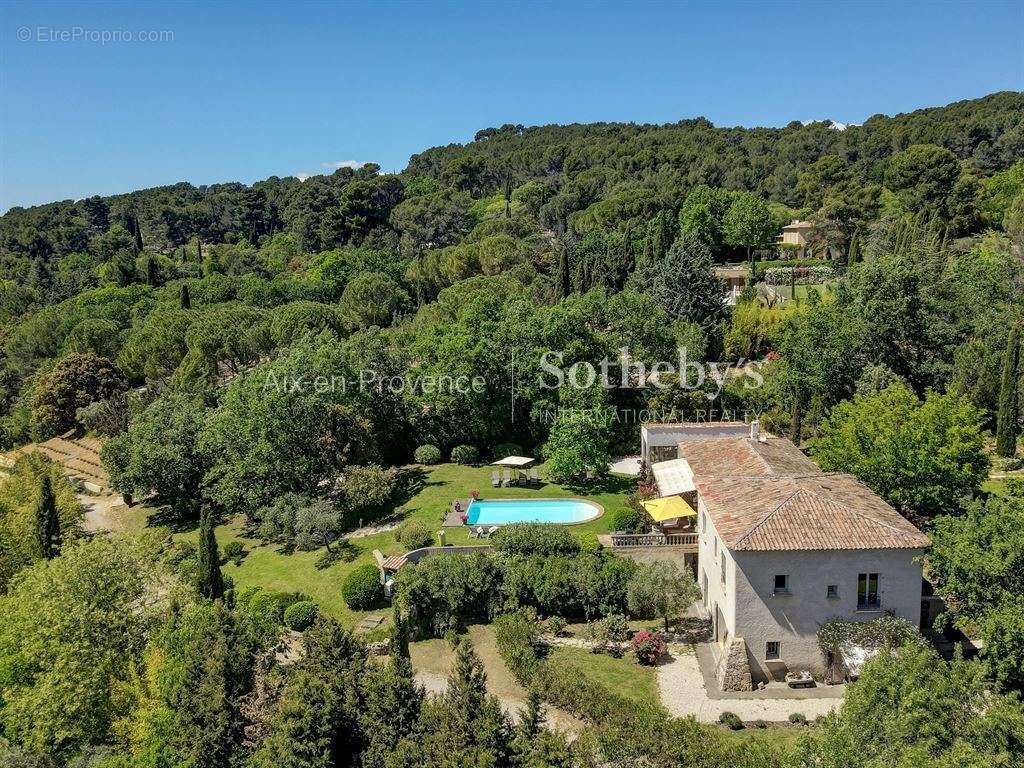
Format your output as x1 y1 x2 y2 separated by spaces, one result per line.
609 532 698 548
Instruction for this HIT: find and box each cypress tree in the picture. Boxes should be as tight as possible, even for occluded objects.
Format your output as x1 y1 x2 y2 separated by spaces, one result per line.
35 474 60 560
180 282 192 310
517 687 543 740
504 172 512 219
996 325 1020 457
390 603 410 662
197 507 225 600
196 236 203 264
133 216 144 253
789 388 803 446
847 231 860 265
557 243 571 298
146 256 160 286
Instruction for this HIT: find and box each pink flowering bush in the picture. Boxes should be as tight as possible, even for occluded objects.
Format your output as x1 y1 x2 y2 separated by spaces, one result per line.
631 630 667 665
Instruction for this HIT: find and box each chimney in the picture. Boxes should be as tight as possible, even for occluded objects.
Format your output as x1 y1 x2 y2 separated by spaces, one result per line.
749 420 760 442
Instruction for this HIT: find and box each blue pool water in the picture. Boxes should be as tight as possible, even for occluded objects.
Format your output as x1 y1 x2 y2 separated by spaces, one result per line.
465 498 601 526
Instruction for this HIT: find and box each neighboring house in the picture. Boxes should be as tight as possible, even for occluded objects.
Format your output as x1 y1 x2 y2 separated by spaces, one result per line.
640 421 749 465
714 265 748 305
648 421 929 690
776 219 815 252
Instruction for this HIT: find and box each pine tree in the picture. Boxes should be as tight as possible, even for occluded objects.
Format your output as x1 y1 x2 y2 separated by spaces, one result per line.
180 283 192 310
35 474 60 559
996 325 1020 457
197 507 225 600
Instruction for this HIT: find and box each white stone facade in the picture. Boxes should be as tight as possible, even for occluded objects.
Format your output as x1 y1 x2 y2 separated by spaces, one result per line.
697 494 924 683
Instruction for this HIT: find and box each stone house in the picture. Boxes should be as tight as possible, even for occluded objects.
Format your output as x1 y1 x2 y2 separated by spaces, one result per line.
648 422 929 690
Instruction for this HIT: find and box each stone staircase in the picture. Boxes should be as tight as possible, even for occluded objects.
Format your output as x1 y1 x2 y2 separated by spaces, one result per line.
1 432 110 493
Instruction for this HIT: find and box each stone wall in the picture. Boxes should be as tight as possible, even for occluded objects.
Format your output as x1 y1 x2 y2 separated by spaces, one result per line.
716 637 753 691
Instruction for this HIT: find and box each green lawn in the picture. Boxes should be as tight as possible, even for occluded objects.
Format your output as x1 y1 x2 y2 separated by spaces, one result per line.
718 726 806 752
168 462 632 627
546 646 659 705
772 282 835 303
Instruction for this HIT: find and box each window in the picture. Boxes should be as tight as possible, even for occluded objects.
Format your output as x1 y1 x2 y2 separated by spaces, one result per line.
765 641 780 660
773 574 790 594
857 573 880 609
720 556 726 585
714 536 719 559
826 584 839 599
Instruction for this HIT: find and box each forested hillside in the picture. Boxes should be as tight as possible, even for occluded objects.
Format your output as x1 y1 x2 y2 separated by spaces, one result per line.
1 91 1022 455
1 91 1023 768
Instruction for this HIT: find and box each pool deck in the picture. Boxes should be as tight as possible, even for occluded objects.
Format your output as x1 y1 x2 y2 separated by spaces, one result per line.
444 499 472 528
445 497 604 528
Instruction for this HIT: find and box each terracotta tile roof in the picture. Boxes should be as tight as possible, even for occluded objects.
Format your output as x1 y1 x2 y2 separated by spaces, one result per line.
678 437 819 477
694 474 929 552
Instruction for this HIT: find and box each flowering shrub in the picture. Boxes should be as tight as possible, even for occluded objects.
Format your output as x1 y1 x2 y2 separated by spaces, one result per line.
470 489 480 499
630 629 667 665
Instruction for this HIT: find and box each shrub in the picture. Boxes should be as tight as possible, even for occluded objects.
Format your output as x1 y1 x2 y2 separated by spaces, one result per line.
492 442 523 459
414 444 442 465
630 630 667 665
397 520 434 550
788 712 807 725
545 615 567 637
221 540 246 566
753 719 768 729
611 506 642 533
494 610 543 680
494 609 666 727
492 523 580 557
450 444 480 465
602 614 630 643
719 711 744 730
394 553 501 635
283 600 319 631
241 588 306 625
342 563 383 610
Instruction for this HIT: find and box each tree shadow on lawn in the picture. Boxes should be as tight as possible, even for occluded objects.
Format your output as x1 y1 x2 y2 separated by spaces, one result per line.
145 502 200 534
559 474 634 496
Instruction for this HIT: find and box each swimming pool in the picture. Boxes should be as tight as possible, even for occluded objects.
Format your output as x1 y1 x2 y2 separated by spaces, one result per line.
465 498 602 526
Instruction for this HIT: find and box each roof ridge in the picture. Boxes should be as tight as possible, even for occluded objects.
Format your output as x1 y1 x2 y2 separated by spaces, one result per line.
738 484 915 547
734 486 803 547
799 476 919 534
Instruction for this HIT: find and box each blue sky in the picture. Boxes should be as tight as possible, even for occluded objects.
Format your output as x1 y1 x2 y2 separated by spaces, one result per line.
1 0 1021 211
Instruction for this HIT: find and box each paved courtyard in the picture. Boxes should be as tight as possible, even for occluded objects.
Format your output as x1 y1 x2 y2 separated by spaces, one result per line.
657 645 844 722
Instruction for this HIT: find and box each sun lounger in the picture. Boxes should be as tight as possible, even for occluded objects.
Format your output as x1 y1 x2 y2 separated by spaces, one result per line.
491 471 500 487
485 526 499 538
529 468 540 486
502 469 512 486
469 525 485 539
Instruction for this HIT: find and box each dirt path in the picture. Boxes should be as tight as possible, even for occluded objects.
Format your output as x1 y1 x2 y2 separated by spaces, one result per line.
79 492 131 533
410 625 585 735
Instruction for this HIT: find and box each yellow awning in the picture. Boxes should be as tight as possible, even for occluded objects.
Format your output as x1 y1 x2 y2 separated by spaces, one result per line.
642 496 696 522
